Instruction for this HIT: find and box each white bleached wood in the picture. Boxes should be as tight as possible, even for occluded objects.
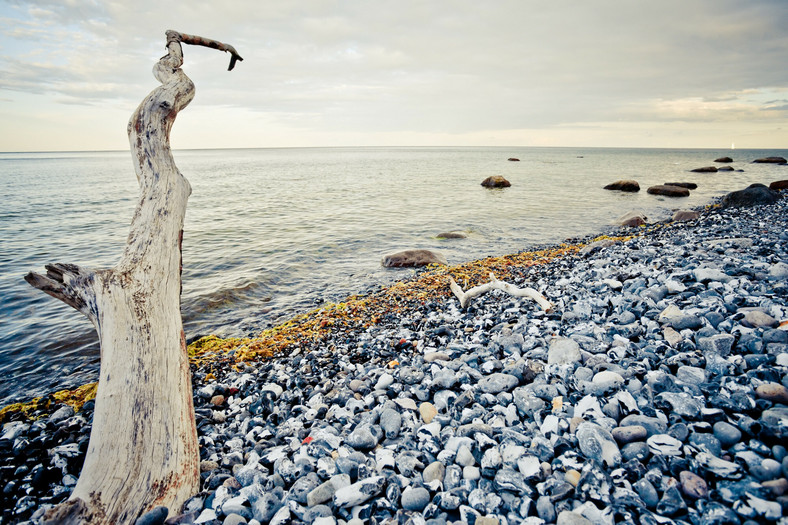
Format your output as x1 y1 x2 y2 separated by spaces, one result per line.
27 31 242 524
449 272 553 311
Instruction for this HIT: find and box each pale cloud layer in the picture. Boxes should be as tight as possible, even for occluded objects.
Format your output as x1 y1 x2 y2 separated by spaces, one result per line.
1 0 787 150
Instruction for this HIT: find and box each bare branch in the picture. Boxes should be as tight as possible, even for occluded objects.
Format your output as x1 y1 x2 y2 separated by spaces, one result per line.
449 272 553 311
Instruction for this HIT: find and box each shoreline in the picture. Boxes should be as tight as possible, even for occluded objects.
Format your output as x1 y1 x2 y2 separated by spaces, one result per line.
2 192 787 524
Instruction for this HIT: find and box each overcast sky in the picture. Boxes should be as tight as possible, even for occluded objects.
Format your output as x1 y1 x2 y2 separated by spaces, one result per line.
1 0 787 151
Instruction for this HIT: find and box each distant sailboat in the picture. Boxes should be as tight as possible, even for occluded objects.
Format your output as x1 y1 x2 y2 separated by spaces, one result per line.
731 142 735 150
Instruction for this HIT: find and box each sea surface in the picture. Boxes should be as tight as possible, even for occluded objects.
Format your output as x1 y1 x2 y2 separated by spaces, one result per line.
1 146 786 405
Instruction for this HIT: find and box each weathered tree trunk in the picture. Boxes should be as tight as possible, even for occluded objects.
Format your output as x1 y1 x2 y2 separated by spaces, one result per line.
27 31 241 524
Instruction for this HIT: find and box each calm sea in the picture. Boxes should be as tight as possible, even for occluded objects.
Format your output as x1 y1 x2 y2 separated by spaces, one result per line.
1 146 786 404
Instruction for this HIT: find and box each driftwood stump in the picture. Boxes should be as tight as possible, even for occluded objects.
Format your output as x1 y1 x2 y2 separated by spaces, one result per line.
26 31 241 524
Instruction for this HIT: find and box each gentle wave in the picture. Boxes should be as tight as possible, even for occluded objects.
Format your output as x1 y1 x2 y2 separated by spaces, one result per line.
1 146 786 404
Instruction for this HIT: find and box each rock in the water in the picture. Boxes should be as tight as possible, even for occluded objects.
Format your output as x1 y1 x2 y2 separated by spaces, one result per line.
480 175 511 188
603 180 640 192
672 209 699 222
690 166 718 173
647 185 690 197
617 211 647 227
665 182 698 189
436 231 468 239
753 156 787 164
722 183 781 208
714 156 733 163
381 249 447 268
770 179 788 191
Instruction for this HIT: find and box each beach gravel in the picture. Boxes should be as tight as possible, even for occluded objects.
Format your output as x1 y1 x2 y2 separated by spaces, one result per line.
2 194 788 524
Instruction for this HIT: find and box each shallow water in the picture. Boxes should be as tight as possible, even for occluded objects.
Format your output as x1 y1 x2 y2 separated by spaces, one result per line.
1 146 786 404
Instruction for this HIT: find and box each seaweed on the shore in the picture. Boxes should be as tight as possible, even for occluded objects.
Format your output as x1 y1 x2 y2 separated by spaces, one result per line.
1 230 640 422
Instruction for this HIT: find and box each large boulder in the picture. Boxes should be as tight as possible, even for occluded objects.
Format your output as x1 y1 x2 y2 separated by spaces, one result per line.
382 249 448 268
664 182 697 189
603 180 640 192
647 185 690 197
481 175 511 188
721 183 781 208
691 166 717 173
753 157 787 164
714 156 733 163
770 180 788 191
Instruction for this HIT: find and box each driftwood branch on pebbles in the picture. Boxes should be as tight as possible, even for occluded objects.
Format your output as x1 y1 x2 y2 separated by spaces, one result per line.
449 272 553 311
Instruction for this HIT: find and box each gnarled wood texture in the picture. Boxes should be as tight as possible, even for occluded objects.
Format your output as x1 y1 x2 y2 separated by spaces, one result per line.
28 31 242 524
449 272 553 311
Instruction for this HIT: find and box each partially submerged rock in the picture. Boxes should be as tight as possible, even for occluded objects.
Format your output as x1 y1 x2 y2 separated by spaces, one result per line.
617 211 647 227
721 183 781 208
647 185 690 197
480 175 511 188
665 182 697 189
714 156 733 163
436 231 468 239
691 166 718 173
770 180 788 191
753 156 787 164
381 249 447 268
603 180 640 192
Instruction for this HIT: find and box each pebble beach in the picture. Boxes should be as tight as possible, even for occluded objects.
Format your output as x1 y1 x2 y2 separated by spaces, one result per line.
2 187 788 525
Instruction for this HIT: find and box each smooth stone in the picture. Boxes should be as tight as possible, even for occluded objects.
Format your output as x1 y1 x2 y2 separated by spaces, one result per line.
689 433 722 456
333 476 386 508
647 434 683 456
455 445 476 467
676 365 706 384
634 479 659 509
135 506 169 525
223 515 248 525
621 441 649 462
481 175 511 188
620 415 667 436
591 371 624 392
375 373 394 390
743 310 777 328
346 425 380 450
556 511 594 525
536 495 556 522
548 337 582 365
400 486 430 511
307 474 351 507
576 422 621 467
679 470 708 499
382 249 447 268
423 461 446 484
419 402 438 424
379 408 402 439
477 373 519 394
611 425 647 444
756 382 788 404
394 398 418 411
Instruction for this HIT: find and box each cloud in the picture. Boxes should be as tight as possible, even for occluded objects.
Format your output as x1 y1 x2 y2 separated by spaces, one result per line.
2 0 788 149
